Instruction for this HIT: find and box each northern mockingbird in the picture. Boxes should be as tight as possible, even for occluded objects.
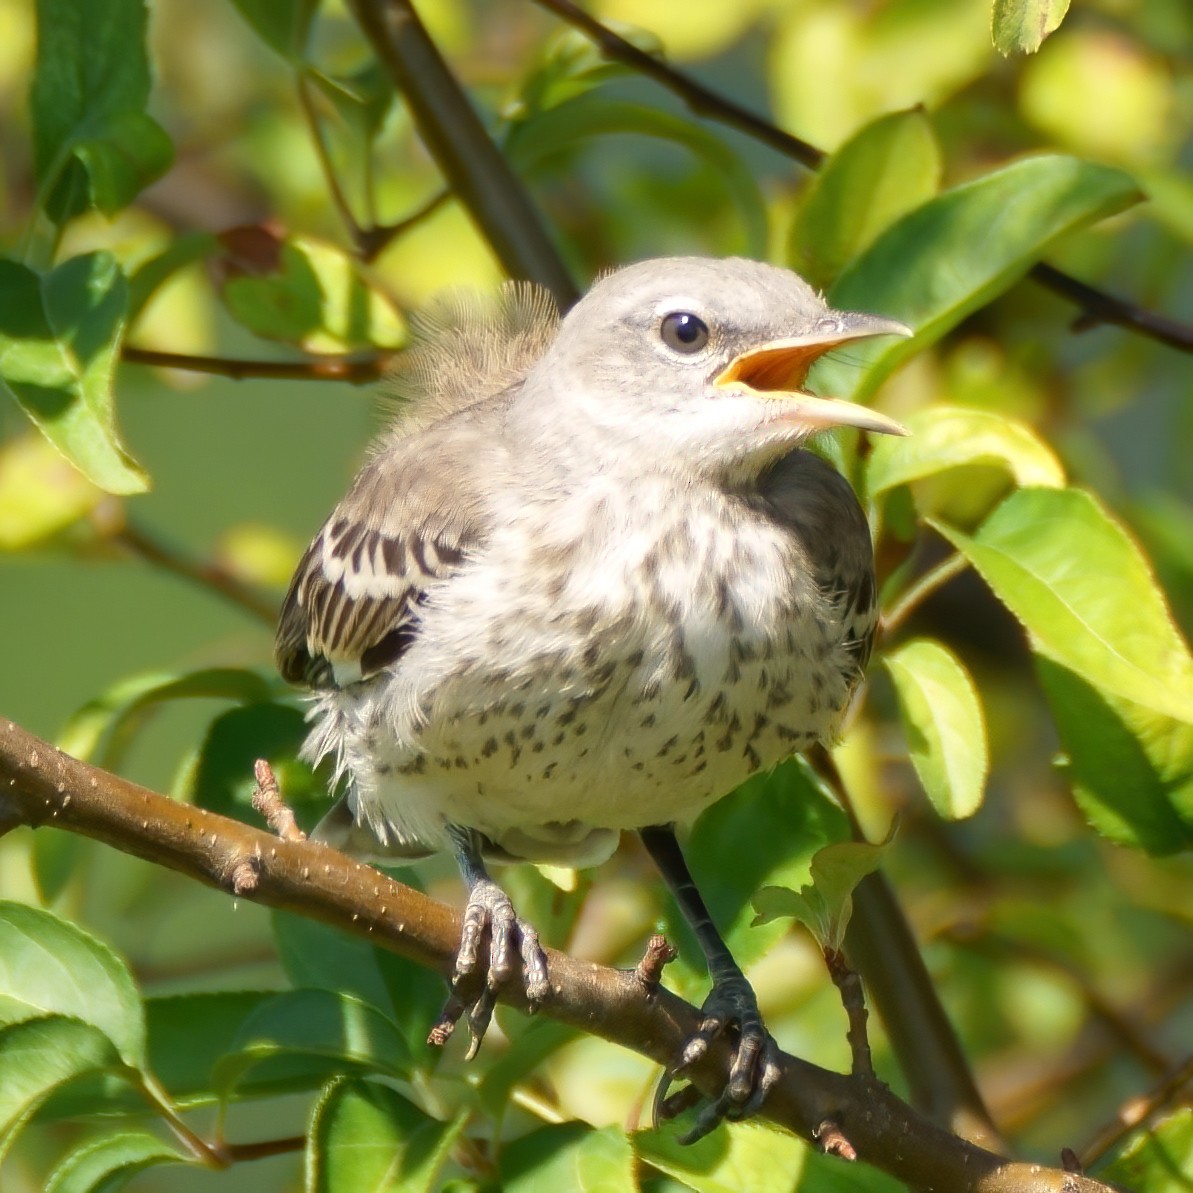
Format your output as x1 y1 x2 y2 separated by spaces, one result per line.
276 256 907 1139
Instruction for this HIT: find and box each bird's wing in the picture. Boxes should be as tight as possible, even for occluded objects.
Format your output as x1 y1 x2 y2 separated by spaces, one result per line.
275 434 489 689
761 451 879 672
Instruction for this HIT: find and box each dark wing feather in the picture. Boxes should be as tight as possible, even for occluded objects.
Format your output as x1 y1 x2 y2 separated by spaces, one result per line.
275 511 475 689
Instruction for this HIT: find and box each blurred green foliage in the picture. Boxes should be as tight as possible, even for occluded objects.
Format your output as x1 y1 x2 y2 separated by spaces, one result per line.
1 0 1192 1190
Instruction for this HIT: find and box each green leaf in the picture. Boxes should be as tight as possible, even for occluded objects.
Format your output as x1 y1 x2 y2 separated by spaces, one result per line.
308 1078 468 1193
992 0 1071 55
212 989 412 1100
0 1018 127 1152
56 668 275 767
31 0 172 221
1037 660 1193 854
501 1123 636 1193
0 903 145 1069
1101 1107 1193 1193
511 26 662 119
865 406 1065 502
306 64 395 143
505 95 768 260
883 638 988 819
228 0 320 61
789 108 941 291
127 232 218 324
70 112 174 216
672 759 848 992
752 833 893 951
634 1119 807 1193
217 232 405 352
45 1130 190 1193
272 913 444 1064
936 488 1193 725
818 156 1142 402
145 991 275 1104
0 432 102 549
0 254 146 494
185 702 319 825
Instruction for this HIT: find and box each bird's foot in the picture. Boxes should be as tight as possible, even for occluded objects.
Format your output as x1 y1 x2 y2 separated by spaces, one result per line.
655 968 782 1144
428 878 550 1060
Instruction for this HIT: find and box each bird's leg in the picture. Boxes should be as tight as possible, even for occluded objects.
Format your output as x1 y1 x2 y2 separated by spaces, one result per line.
640 824 783 1143
441 826 550 1059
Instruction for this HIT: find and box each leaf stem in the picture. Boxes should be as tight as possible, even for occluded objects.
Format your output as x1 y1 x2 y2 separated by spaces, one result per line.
110 521 279 626
881 552 972 639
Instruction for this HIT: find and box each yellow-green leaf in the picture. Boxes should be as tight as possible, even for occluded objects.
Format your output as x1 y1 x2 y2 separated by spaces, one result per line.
884 639 988 819
789 108 941 290
866 406 1065 501
937 488 1193 725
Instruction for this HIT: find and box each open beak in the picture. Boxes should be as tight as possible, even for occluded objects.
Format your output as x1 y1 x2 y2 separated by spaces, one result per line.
714 311 911 436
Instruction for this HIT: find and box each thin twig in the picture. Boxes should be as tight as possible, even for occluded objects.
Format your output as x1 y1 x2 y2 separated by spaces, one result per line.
1078 1054 1193 1169
825 947 874 1079
358 188 452 262
881 553 973 639
531 0 823 169
298 71 367 250
111 522 279 626
121 345 393 383
347 0 578 308
532 0 1193 355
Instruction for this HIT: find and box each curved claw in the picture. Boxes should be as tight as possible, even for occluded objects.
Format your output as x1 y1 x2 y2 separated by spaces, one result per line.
654 970 782 1144
431 877 550 1058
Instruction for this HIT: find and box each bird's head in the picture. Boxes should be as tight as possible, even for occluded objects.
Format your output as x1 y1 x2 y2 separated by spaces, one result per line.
523 256 909 482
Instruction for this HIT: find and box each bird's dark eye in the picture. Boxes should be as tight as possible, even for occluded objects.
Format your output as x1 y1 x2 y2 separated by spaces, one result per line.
659 311 710 354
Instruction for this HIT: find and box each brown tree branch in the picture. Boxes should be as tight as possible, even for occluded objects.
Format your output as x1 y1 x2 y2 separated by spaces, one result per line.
347 0 578 308
531 0 1193 355
0 716 1127 1193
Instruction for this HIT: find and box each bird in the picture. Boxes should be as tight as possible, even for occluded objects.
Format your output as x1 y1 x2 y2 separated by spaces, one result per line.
275 256 908 1141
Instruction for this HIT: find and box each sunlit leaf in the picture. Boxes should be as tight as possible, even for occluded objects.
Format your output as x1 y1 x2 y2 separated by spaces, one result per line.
308 1078 468 1193
866 406 1065 502
216 230 405 352
992 0 1071 55
0 432 102 549
884 639 988 819
0 254 146 494
634 1119 807 1193
31 0 171 221
0 903 145 1068
1101 1107 1193 1193
752 833 893 951
789 108 941 290
45 1130 190 1193
502 1123 636 1193
936 487 1193 725
817 156 1142 402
